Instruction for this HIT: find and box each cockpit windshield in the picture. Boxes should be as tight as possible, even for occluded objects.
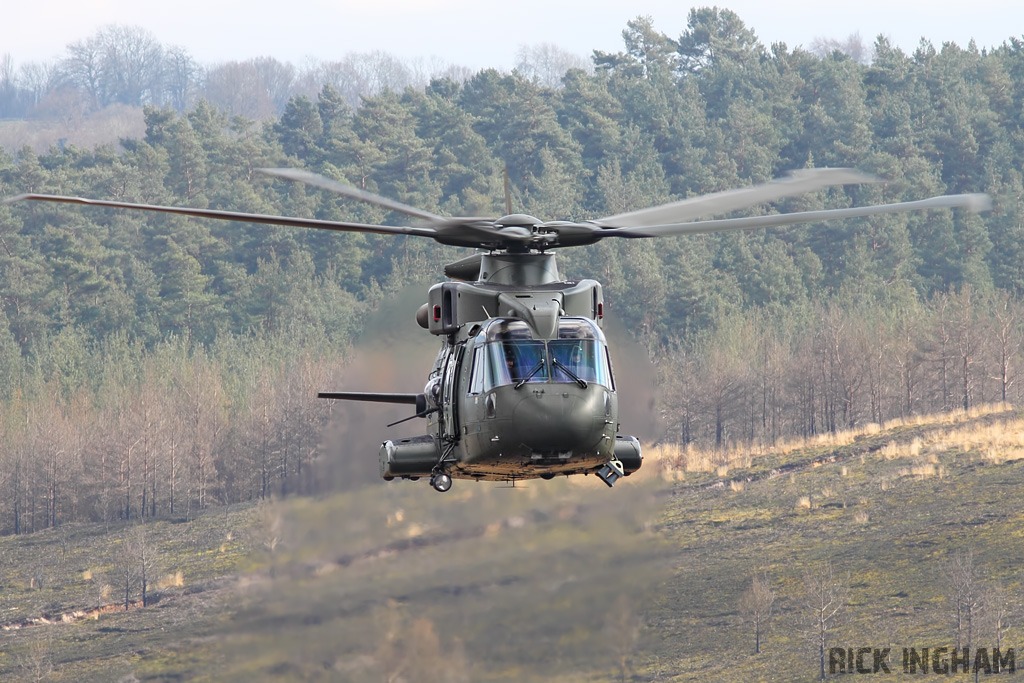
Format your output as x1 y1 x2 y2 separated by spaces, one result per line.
488 339 547 386
549 339 608 385
468 318 613 393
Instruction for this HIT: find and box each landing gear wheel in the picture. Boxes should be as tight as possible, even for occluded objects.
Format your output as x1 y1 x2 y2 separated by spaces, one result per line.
430 473 453 492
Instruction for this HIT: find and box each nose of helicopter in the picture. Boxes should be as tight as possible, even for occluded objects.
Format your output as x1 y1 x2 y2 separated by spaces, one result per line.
511 385 607 452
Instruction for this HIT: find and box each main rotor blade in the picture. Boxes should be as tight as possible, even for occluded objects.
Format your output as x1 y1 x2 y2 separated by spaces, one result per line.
593 168 878 228
599 193 992 238
3 194 438 238
258 167 445 223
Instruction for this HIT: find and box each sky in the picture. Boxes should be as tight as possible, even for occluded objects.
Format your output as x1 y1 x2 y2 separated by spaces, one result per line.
3 0 1023 71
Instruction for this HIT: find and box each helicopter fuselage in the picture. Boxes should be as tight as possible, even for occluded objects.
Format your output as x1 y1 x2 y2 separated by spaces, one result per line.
375 252 642 488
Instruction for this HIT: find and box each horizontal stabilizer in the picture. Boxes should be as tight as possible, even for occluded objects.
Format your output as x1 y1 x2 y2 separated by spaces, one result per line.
318 392 422 404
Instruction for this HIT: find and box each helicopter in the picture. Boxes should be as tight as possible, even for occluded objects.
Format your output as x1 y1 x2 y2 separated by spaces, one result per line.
5 168 990 493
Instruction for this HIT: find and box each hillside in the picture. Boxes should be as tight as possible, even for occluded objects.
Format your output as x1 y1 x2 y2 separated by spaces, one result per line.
1 404 1021 681
2 12 1024 537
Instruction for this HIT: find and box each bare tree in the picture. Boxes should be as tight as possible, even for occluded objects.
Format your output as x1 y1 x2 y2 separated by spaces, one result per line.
244 367 276 500
952 287 980 410
696 316 750 448
515 43 591 88
660 345 698 446
111 530 138 611
756 323 789 444
738 571 775 654
175 352 228 516
943 548 983 650
107 524 161 612
129 525 159 607
981 580 1011 653
892 303 925 417
930 292 956 410
990 293 1022 402
0 52 16 114
809 32 870 64
99 25 164 106
406 55 473 89
800 561 848 681
17 634 53 682
115 400 143 522
816 303 869 430
134 370 164 518
60 25 165 108
90 570 110 612
60 34 106 110
252 56 296 114
351 51 416 95
18 61 56 109
203 61 276 120
295 52 415 109
162 45 201 111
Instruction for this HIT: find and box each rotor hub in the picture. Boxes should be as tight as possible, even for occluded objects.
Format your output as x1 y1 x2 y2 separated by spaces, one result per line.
495 214 541 229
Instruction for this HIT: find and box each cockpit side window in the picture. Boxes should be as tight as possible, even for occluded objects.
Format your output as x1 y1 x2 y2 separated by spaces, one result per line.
604 347 616 391
468 347 486 395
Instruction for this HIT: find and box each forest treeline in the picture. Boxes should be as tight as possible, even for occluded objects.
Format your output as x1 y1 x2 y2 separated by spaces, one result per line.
1 9 1024 533
0 25 589 120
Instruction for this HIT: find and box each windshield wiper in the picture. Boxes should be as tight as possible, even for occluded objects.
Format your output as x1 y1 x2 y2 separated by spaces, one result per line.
514 358 546 389
552 358 588 389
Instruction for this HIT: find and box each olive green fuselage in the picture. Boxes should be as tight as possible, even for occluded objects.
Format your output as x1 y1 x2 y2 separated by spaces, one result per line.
377 265 642 485
443 361 618 480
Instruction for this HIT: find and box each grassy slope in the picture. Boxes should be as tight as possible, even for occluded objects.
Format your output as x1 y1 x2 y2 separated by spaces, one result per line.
648 406 1024 681
1 407 1023 681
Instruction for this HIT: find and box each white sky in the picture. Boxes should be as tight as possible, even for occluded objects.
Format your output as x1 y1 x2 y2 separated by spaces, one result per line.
3 0 1022 70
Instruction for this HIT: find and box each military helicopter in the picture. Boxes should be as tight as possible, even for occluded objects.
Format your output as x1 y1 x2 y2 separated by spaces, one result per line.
5 168 990 492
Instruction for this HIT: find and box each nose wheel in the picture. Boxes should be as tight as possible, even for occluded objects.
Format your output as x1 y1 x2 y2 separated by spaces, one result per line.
430 472 453 492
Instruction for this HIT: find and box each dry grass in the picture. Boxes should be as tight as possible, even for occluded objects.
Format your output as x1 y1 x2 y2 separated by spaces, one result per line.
644 441 754 474
877 412 1024 465
899 463 937 479
881 402 1012 431
929 419 1024 463
652 403 1019 479
157 572 184 589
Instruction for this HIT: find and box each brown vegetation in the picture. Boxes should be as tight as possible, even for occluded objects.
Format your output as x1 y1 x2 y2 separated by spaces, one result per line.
0 346 342 535
657 289 1024 451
